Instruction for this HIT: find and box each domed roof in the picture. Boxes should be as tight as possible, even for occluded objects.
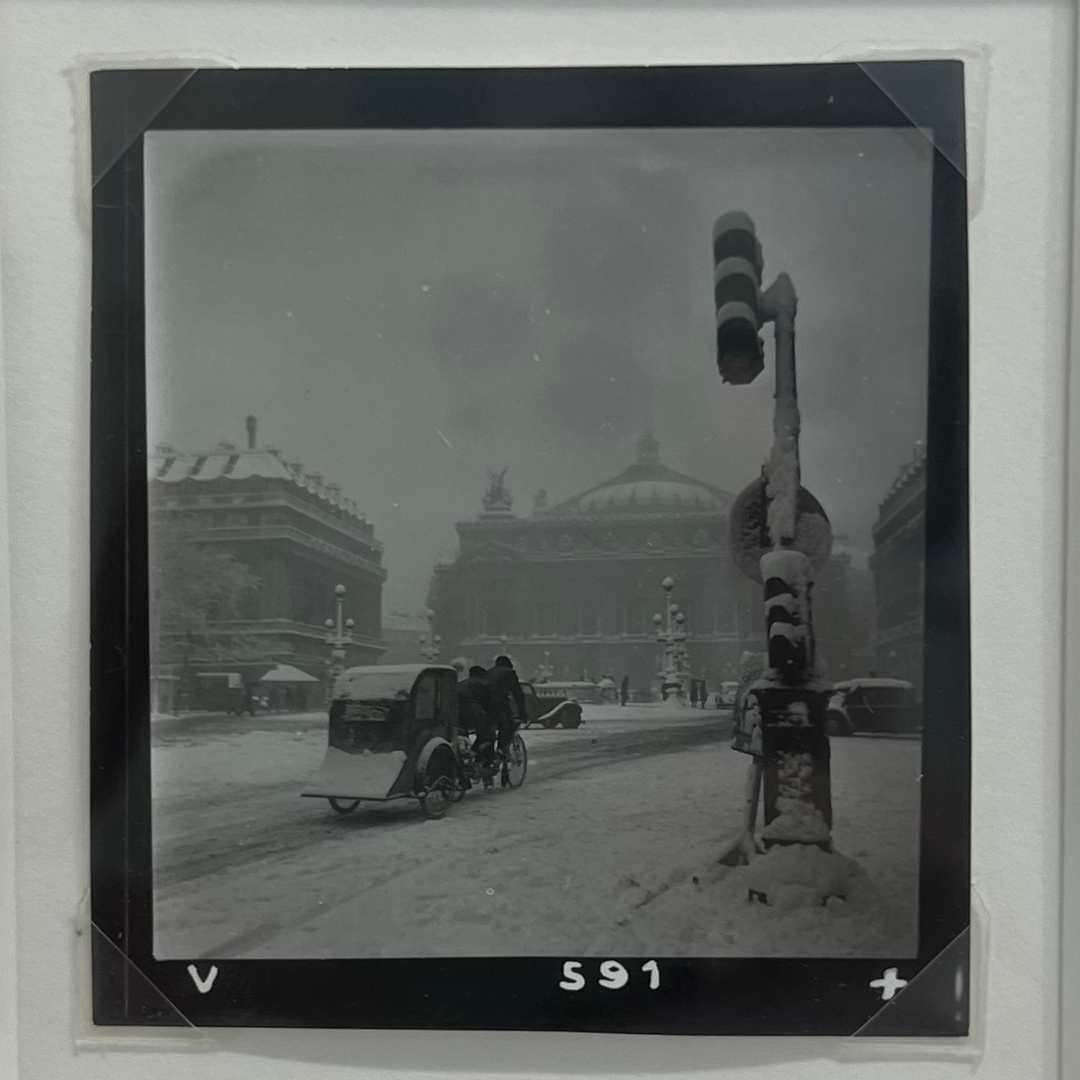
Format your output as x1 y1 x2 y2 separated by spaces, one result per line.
575 477 727 513
543 430 733 517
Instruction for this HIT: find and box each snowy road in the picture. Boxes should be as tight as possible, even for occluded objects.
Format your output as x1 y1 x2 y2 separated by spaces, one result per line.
152 705 920 960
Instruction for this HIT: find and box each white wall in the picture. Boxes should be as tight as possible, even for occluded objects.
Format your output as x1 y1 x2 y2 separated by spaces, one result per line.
0 1 1072 1077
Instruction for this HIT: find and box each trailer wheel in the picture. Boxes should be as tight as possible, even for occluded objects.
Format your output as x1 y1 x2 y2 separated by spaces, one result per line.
328 798 360 814
419 745 456 819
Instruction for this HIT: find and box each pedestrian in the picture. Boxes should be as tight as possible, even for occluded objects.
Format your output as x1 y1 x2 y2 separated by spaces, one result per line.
689 679 699 709
620 674 629 707
700 676 708 709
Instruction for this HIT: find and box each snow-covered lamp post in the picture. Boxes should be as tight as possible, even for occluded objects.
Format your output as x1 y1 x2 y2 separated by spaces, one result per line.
653 577 686 704
324 583 354 701
419 608 442 663
714 211 848 904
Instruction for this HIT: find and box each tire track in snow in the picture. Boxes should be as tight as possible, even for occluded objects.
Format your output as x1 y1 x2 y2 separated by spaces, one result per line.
153 718 732 891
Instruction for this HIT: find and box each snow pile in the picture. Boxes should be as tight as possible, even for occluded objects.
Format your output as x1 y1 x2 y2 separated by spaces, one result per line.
745 844 855 910
785 701 810 725
765 398 801 545
768 621 809 644
765 592 798 615
760 548 813 592
738 651 767 686
738 693 764 756
759 749 830 847
793 510 832 570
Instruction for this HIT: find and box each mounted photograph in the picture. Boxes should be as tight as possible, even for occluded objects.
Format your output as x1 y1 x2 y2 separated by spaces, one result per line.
145 123 931 961
90 63 969 1034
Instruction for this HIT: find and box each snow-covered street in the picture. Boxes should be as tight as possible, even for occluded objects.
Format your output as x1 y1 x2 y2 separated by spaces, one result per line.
152 704 920 960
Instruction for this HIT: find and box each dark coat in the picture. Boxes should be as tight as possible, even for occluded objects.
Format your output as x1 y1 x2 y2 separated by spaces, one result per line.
457 676 497 733
485 664 526 721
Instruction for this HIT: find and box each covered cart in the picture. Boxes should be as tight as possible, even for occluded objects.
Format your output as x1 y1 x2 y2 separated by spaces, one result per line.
301 664 463 819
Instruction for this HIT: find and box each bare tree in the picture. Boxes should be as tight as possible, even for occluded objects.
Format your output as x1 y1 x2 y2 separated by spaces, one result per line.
149 516 285 668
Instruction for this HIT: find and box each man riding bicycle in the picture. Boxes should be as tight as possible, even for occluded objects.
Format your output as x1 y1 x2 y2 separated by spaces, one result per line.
485 654 526 785
456 665 499 788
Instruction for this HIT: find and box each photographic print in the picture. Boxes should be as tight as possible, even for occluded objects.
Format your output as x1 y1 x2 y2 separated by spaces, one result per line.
91 65 970 1034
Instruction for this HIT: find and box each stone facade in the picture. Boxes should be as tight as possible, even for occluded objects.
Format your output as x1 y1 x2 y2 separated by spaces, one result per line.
869 444 926 694
379 612 434 666
148 417 386 690
431 432 858 694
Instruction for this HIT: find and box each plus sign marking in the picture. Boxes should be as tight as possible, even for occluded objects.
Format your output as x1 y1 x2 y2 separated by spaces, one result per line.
869 967 908 1001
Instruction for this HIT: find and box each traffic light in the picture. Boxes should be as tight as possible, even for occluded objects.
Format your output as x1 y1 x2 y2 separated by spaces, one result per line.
761 548 815 682
713 211 765 385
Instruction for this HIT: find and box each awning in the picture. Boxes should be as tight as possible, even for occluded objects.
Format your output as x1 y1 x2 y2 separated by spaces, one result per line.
258 664 320 684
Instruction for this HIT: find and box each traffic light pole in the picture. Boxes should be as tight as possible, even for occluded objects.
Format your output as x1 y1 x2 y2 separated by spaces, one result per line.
713 213 849 904
759 273 800 546
753 276 833 856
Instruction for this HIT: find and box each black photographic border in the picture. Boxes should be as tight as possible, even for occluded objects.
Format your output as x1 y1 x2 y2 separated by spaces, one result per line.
89 62 970 1035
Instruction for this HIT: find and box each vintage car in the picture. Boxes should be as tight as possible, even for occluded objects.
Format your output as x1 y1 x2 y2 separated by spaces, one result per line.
519 681 584 729
825 678 921 736
301 663 527 819
538 680 603 705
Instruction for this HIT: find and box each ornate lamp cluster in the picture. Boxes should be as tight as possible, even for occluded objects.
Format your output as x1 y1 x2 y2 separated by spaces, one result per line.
653 576 688 704
539 649 554 683
324 583 354 695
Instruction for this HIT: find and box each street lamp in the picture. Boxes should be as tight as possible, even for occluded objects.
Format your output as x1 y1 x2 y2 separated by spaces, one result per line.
325 583 354 699
420 608 442 663
714 211 843 898
654 577 687 704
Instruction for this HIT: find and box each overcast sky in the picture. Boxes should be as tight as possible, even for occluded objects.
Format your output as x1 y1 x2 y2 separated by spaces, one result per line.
145 126 933 614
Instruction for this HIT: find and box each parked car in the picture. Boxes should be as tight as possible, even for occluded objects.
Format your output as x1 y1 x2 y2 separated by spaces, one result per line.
519 682 584 729
825 678 921 736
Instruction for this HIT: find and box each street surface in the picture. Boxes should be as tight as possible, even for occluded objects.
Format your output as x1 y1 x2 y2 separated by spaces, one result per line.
152 704 920 959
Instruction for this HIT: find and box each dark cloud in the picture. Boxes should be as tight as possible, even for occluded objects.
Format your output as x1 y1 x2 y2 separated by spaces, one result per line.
449 392 498 438
429 273 537 373
539 331 654 439
145 127 932 611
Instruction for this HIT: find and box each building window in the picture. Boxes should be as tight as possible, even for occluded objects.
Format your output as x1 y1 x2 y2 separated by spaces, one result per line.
623 599 647 636
535 603 554 637
556 603 577 638
483 602 505 637
714 599 736 634
465 598 482 637
239 584 261 621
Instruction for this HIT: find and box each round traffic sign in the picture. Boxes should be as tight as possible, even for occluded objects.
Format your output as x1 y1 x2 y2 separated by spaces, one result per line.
728 477 833 584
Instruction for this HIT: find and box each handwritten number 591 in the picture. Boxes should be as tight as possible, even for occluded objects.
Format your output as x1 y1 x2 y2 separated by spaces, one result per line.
560 960 660 991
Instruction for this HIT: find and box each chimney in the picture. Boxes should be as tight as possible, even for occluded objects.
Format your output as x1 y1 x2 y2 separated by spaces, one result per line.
246 415 257 449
